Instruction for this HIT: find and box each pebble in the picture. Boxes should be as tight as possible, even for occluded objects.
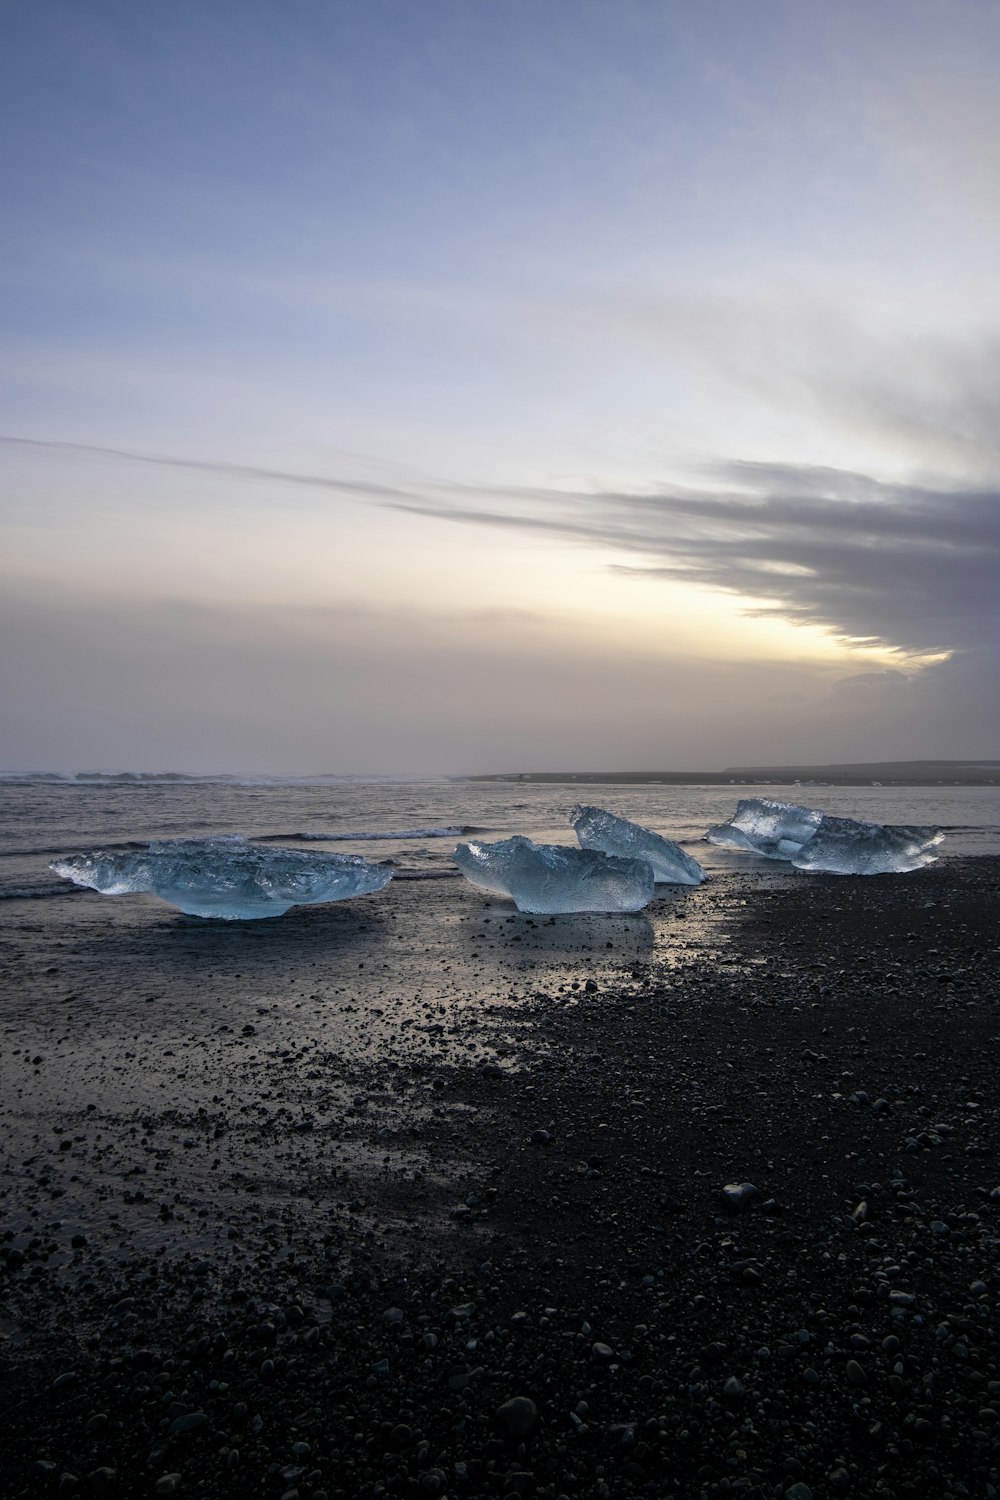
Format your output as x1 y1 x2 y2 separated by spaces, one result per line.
495 1396 538 1440
722 1182 758 1210
168 1411 208 1436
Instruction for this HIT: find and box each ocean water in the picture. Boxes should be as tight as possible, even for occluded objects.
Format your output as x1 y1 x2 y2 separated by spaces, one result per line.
2 776 999 902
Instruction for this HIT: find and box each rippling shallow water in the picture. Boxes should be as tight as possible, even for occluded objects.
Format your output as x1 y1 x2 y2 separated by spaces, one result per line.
2 777 999 900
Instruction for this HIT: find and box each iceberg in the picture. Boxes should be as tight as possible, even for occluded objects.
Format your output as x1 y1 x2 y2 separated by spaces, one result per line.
706 798 823 859
789 815 943 875
705 798 942 875
571 804 706 885
51 836 393 919
453 835 655 913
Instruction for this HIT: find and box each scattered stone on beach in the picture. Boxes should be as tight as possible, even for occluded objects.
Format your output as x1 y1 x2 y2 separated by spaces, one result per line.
3 857 1000 1499
721 1180 758 1210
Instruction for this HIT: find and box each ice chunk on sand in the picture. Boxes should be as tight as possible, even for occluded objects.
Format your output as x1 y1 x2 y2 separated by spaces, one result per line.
706 797 824 859
453 835 654 913
51 836 393 919
571 805 705 885
705 798 942 874
790 815 943 875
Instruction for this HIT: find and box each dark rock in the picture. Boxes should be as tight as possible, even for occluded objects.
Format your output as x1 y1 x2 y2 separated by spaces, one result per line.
722 1182 758 1210
496 1396 538 1441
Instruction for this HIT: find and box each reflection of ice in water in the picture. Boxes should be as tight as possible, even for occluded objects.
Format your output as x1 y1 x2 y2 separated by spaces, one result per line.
51 836 393 919
571 804 705 885
706 797 942 874
453 835 654 913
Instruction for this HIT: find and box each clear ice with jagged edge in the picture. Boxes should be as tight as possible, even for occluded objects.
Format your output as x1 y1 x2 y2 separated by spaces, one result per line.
788 813 944 875
51 836 394 919
453 835 655 913
571 804 706 885
705 798 824 859
705 798 943 875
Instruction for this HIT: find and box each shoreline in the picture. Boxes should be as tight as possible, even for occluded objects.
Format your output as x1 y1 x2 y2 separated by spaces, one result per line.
467 775 1000 789
1 857 999 1497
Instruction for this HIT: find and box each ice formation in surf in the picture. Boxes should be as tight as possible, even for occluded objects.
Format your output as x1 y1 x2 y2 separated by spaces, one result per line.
705 798 824 859
788 814 943 875
51 836 393 919
705 798 942 875
571 804 705 885
453 835 655 913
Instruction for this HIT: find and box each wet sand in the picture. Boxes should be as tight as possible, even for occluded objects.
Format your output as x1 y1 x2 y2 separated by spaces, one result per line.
1 858 999 1499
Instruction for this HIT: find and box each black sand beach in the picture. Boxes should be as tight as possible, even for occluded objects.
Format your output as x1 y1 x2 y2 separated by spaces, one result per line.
2 858 999 1499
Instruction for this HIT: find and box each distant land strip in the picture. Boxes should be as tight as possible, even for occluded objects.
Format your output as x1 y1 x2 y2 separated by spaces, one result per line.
467 760 1000 787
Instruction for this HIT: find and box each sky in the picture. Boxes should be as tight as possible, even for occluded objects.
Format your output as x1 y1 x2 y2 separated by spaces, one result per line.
2 0 999 773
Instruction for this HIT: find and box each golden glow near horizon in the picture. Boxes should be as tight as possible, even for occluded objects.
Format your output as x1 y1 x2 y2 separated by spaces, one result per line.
4 456 947 680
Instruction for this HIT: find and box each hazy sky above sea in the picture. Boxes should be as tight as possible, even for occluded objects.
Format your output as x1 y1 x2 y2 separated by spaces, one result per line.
2 0 1000 774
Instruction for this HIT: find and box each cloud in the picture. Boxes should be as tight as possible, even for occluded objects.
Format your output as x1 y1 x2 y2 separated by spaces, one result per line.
0 433 417 503
0 580 870 773
4 434 998 666
6 576 990 774
528 276 1000 483
828 668 913 702
389 461 1000 662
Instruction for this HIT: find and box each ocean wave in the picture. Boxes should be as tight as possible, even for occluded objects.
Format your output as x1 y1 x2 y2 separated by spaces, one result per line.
0 771 453 787
281 826 472 842
0 839 152 859
0 884 77 900
3 830 482 862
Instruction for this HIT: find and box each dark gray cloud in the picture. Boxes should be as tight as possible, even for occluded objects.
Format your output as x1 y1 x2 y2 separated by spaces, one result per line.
4 435 998 661
390 462 1000 660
